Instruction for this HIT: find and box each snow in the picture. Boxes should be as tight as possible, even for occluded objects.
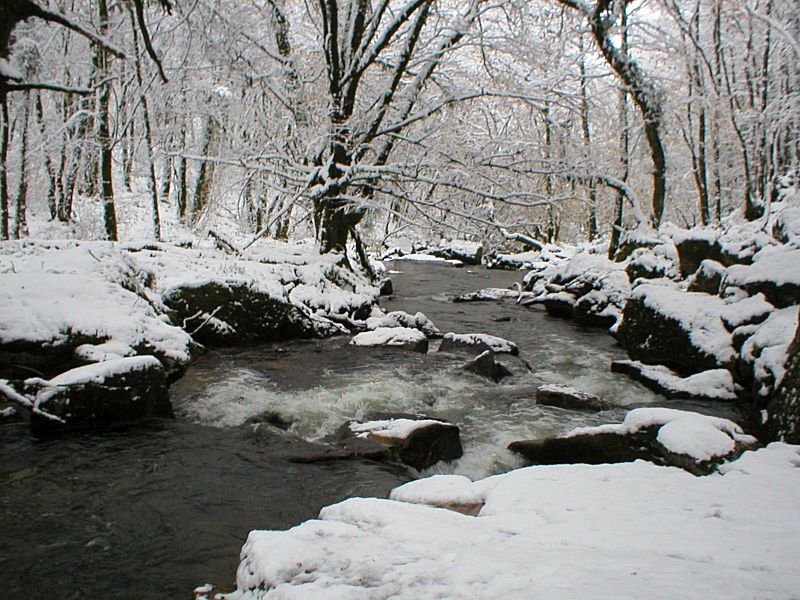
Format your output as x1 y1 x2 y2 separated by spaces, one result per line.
740 306 800 394
349 418 444 440
0 244 194 365
0 239 382 370
364 311 439 336
27 356 163 410
613 361 738 400
720 293 773 329
350 327 427 347
222 443 800 599
0 58 23 81
568 407 755 461
45 355 162 388
633 283 736 365
390 474 485 507
441 332 518 354
391 253 463 265
726 247 800 288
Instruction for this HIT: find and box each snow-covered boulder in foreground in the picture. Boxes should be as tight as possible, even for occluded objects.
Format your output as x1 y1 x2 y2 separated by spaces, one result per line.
509 408 756 476
439 332 518 355
610 361 739 401
335 416 463 470
222 443 800 599
351 327 429 353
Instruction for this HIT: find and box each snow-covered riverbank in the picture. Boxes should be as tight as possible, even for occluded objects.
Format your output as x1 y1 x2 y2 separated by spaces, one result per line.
220 439 800 599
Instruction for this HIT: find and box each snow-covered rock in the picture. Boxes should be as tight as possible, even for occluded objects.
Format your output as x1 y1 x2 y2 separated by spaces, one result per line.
429 240 483 265
768 319 800 443
510 408 756 476
350 327 429 352
617 283 736 374
739 306 799 398
336 416 463 470
13 356 170 432
0 242 194 378
439 332 518 355
723 247 800 308
611 361 739 401
364 311 440 337
535 383 613 412
221 443 799 599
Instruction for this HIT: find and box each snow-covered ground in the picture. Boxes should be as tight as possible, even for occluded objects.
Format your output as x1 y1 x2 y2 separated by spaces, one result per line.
223 441 800 599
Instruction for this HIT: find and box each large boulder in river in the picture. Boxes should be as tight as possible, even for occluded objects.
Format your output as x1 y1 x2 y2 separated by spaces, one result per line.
439 332 518 355
535 384 613 412
350 327 429 353
616 284 736 375
20 356 171 434
335 416 463 470
509 408 757 476
163 281 341 345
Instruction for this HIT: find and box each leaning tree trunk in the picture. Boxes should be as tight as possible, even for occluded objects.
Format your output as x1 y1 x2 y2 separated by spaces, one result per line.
561 0 667 227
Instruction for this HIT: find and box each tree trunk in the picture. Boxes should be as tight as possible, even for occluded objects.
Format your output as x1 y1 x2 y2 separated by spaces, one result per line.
95 0 116 240
608 3 629 259
13 90 31 238
578 37 598 241
130 8 160 240
0 91 9 240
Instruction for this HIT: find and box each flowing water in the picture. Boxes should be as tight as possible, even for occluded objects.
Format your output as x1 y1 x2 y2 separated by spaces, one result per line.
0 262 739 599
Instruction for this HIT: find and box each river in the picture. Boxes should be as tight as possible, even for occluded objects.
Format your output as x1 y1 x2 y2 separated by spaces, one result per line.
0 261 738 598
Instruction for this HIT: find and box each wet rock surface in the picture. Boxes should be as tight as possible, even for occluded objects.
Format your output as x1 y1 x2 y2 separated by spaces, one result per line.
332 414 463 470
462 350 512 383
535 384 613 412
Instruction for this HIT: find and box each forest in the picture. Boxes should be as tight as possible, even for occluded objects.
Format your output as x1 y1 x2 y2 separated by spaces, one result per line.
1 1 799 599
0 0 796 251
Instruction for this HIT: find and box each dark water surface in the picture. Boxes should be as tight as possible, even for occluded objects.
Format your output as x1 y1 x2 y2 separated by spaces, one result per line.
0 262 738 599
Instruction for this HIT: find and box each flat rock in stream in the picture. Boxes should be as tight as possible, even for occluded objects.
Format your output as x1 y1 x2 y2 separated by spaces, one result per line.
350 327 429 352
536 384 613 412
364 311 440 337
439 332 519 355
